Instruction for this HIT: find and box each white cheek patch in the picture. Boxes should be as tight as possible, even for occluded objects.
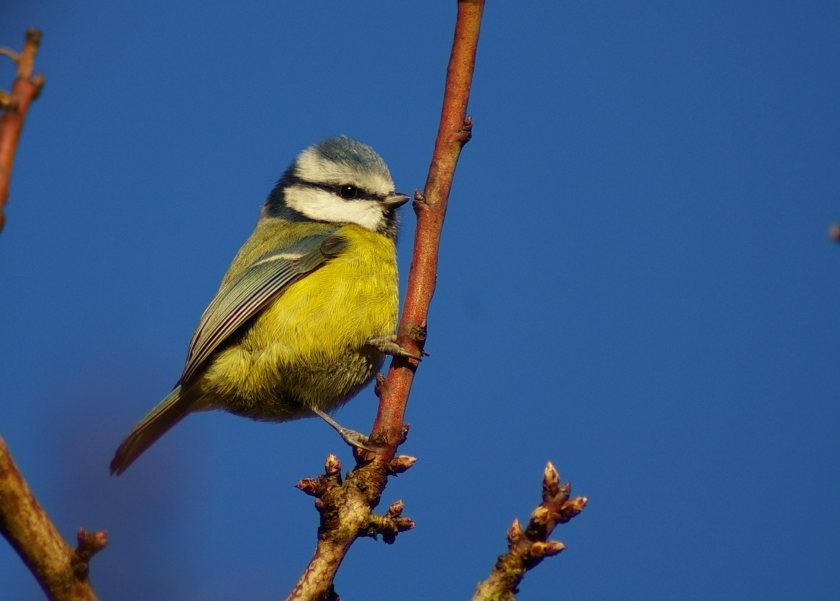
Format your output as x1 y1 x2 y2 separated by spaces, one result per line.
286 186 385 231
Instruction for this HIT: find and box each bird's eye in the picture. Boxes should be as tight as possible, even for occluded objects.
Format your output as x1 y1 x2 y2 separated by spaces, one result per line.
338 185 360 200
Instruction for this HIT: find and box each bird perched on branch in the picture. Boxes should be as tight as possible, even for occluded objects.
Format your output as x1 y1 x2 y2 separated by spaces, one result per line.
111 136 413 475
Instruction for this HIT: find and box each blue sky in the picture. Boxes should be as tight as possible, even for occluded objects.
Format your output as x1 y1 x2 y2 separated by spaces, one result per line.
2 2 839 600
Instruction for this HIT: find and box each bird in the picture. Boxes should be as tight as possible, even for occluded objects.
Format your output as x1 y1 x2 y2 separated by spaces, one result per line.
110 135 412 475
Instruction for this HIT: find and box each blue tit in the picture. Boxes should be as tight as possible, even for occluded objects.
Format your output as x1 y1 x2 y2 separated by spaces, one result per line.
111 136 411 475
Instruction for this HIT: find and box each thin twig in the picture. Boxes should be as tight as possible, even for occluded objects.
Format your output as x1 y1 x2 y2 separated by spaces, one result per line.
471 462 588 601
369 0 484 456
0 28 103 601
286 2 485 599
0 435 107 601
0 28 46 232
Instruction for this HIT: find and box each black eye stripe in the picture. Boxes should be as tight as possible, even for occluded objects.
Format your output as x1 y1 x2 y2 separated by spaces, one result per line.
288 176 384 202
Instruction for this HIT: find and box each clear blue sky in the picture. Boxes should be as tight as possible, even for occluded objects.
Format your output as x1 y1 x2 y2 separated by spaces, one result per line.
2 2 839 600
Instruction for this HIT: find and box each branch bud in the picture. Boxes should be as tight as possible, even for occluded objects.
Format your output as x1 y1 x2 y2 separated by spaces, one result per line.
507 519 524 546
557 496 588 523
543 540 566 556
388 455 417 474
75 528 108 560
72 528 108 579
324 454 341 476
556 482 572 502
294 478 320 496
394 516 416 532
529 505 550 529
542 461 561 500
386 499 405 517
530 540 565 558
398 423 411 445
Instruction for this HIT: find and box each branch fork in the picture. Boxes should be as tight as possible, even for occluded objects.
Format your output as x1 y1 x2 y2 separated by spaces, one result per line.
287 453 417 601
294 454 416 544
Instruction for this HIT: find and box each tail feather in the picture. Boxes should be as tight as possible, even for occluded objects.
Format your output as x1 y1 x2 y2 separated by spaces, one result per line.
110 386 194 475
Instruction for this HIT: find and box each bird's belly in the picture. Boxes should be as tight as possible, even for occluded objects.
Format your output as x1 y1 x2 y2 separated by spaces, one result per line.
199 241 398 421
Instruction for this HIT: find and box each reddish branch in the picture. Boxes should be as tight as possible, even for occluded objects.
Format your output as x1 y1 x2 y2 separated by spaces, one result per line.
0 28 45 232
471 463 588 601
0 436 107 601
369 0 484 456
1 29 107 601
286 2 485 599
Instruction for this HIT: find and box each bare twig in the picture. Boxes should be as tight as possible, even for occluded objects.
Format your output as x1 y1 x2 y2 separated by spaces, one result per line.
286 2 485 599
0 29 102 601
471 462 588 601
0 435 106 601
0 28 45 232
369 0 484 456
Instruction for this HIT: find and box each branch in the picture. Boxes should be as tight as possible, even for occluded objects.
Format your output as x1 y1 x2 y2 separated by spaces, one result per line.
0 29 107 601
369 0 484 456
286 2 485 599
0 28 45 232
287 454 416 600
0 28 107 600
0 435 107 601
471 462 588 601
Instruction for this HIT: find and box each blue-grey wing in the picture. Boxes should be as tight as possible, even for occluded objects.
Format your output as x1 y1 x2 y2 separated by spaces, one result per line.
178 230 348 385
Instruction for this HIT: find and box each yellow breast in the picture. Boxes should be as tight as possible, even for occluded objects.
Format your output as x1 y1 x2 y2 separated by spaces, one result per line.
202 224 398 418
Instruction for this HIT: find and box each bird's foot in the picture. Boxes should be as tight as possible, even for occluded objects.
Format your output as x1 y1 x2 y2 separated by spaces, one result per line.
311 407 376 452
366 335 423 361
